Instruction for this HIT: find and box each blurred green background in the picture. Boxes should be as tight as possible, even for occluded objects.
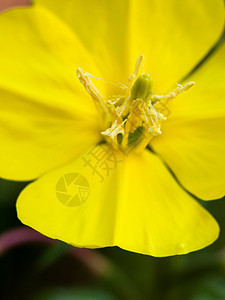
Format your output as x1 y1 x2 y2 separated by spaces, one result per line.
1 178 225 300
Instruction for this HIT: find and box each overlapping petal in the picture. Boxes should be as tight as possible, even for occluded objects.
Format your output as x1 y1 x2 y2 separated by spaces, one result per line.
36 0 131 84
0 6 103 180
167 42 225 120
151 117 225 201
0 0 223 256
17 146 219 256
36 0 224 93
151 43 225 200
130 0 224 93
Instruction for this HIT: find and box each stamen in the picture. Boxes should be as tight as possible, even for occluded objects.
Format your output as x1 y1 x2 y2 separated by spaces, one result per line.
152 81 195 105
76 56 195 154
89 73 129 92
76 68 108 114
128 54 145 90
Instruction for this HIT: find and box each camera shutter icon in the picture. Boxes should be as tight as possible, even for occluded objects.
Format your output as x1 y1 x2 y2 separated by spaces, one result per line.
55 173 90 207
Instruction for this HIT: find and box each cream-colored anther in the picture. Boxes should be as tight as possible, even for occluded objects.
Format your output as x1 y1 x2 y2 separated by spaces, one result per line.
76 68 108 114
76 56 195 154
127 55 145 91
152 81 195 107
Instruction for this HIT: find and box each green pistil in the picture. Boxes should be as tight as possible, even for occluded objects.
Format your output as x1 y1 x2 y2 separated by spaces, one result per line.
131 74 153 101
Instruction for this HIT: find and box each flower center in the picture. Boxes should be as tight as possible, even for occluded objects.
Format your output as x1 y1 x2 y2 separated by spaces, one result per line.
76 55 194 154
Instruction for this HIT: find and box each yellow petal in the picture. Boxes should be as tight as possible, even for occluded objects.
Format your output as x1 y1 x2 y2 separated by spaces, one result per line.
17 145 219 257
36 0 131 84
17 144 123 248
0 6 102 180
151 117 225 201
168 42 225 120
129 0 224 93
151 44 225 200
37 0 224 93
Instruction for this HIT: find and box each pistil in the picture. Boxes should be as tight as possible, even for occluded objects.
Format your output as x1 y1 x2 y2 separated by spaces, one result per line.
76 56 195 154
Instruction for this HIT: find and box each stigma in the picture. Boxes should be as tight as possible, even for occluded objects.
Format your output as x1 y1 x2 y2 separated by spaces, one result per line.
76 56 195 153
131 74 153 101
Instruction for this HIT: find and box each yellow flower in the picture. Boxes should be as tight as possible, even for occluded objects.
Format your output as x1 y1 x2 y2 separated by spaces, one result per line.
0 0 224 257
